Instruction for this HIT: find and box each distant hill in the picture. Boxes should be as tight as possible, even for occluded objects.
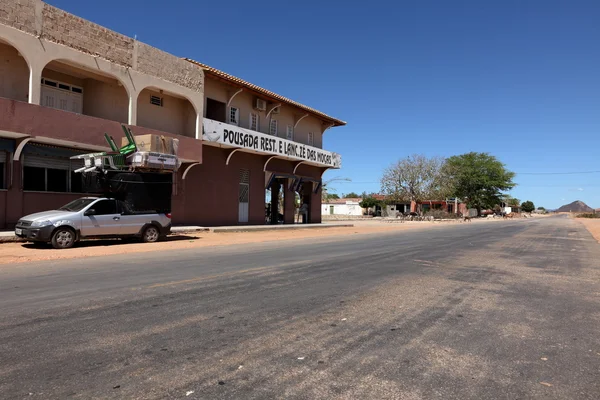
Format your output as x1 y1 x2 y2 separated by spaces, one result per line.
556 200 594 213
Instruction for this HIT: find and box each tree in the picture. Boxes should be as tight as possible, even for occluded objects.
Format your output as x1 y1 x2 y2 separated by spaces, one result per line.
506 197 521 207
443 152 516 215
359 196 381 215
359 197 381 209
521 200 535 213
326 193 340 200
321 177 350 201
344 192 360 198
380 154 448 206
537 206 546 211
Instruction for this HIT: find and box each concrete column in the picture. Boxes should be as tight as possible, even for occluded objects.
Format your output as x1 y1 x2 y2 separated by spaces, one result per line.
270 180 280 225
6 159 24 228
28 64 42 105
128 93 137 125
309 185 321 224
195 112 202 140
284 182 295 224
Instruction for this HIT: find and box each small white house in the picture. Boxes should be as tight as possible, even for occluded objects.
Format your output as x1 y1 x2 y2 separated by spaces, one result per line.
322 198 363 216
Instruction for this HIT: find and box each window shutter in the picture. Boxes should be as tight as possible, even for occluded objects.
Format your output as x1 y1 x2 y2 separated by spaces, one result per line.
24 154 83 170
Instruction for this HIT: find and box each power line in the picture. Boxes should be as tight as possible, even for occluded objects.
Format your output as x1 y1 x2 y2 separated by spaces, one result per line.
516 170 600 175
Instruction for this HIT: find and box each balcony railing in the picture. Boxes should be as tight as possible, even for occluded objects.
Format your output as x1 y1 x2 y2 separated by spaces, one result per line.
202 118 341 169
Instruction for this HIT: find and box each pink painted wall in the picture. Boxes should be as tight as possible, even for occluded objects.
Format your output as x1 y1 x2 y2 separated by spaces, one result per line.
0 97 201 162
0 190 6 228
22 192 81 216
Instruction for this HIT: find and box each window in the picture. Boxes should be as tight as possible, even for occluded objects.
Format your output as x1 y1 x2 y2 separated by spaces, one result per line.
308 132 314 146
23 155 84 193
249 113 259 131
270 119 278 136
23 167 46 191
70 171 82 193
150 95 163 107
92 200 117 215
286 125 294 140
0 151 5 189
229 107 239 126
47 169 68 192
41 78 83 114
0 162 4 189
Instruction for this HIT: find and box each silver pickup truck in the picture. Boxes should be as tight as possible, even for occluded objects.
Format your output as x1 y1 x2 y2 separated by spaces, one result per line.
15 197 172 249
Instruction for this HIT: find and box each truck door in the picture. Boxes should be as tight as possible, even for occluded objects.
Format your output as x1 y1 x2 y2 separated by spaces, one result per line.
81 200 122 236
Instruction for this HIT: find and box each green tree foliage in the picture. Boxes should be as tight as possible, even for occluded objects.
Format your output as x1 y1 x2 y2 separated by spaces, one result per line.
359 197 381 209
506 197 521 207
443 152 516 214
380 154 449 203
326 193 340 200
521 200 535 213
344 192 360 198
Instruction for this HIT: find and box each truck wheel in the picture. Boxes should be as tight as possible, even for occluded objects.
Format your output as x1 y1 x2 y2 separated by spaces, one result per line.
142 225 160 243
51 227 76 249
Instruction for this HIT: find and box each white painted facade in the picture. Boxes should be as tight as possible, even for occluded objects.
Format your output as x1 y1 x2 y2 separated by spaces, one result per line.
322 200 363 216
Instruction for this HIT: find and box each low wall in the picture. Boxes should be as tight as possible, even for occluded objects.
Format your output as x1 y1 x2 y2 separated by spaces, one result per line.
322 215 373 221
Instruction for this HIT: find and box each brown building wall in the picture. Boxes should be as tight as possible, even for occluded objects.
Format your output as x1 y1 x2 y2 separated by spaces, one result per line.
0 190 6 228
171 148 325 227
174 147 266 226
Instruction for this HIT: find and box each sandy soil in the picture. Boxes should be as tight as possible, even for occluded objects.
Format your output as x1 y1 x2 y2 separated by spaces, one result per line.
576 218 600 243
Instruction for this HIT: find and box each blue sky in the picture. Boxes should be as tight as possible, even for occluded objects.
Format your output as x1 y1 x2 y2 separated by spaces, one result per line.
48 0 600 209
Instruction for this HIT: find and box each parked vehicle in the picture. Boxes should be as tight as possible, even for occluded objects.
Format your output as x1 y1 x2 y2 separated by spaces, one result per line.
15 197 171 249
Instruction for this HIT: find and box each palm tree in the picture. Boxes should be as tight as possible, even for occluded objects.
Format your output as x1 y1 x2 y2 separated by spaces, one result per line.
321 177 351 201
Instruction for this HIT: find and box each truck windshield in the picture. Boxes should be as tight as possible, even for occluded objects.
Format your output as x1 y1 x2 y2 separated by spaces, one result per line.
58 198 97 212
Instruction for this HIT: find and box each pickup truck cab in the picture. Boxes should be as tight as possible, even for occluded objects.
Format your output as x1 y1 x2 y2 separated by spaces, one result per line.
15 197 172 249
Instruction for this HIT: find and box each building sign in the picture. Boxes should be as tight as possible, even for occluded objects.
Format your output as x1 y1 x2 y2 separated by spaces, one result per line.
203 119 341 169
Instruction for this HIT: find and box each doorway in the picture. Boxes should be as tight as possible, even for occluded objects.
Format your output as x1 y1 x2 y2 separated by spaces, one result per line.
238 169 249 223
265 179 284 224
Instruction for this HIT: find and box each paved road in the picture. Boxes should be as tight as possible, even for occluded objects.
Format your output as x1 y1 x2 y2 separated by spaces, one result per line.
1 216 599 399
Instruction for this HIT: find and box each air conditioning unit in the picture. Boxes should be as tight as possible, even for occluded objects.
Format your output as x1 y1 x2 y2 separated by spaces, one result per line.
254 98 267 111
271 106 280 115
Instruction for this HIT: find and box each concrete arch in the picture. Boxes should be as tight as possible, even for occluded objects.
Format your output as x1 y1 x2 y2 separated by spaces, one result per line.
0 36 33 71
0 36 34 103
40 58 132 98
135 86 199 138
135 84 201 115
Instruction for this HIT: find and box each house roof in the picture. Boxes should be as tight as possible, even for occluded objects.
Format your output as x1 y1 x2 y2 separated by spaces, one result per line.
184 58 346 128
323 198 362 205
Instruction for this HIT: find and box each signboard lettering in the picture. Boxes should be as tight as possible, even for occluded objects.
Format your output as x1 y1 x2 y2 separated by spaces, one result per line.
203 120 341 169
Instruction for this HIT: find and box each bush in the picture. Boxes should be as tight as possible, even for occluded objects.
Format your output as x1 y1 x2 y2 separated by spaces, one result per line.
576 213 600 218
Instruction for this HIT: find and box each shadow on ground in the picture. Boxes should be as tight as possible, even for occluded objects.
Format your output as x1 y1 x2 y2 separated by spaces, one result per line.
20 235 199 250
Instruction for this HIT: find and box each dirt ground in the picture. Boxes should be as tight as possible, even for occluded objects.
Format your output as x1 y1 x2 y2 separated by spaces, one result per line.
576 218 600 243
0 218 513 267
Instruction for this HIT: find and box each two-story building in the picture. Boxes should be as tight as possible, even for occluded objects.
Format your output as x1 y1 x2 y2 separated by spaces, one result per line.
0 0 344 229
